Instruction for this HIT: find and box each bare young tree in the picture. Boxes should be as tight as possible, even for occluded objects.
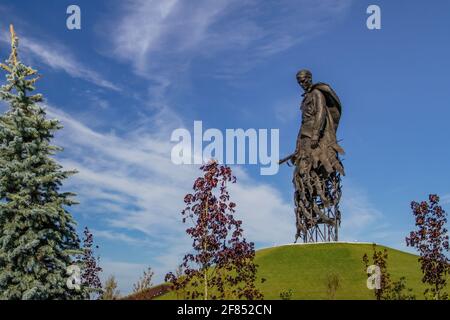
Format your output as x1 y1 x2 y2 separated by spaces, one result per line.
325 273 340 300
101 275 120 300
133 267 154 293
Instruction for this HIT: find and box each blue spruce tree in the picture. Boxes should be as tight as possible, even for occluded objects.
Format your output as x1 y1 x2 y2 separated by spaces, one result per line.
0 25 85 299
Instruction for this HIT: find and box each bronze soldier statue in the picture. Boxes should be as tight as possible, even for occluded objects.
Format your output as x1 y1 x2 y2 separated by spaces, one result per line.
280 69 345 243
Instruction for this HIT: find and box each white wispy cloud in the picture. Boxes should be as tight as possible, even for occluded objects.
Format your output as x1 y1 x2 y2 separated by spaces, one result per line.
48 103 293 241
109 0 232 76
0 31 121 92
92 229 149 246
103 0 353 82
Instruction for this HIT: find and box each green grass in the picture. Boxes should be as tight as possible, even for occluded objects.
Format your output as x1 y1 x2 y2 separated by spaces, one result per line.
156 242 448 300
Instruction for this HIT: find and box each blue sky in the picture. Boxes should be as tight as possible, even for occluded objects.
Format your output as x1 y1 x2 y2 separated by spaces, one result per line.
1 0 449 294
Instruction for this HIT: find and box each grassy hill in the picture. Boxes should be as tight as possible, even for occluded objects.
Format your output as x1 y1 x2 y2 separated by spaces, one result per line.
252 242 427 299
135 242 448 300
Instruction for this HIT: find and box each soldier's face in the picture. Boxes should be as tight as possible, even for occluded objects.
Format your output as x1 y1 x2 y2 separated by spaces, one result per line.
297 75 312 91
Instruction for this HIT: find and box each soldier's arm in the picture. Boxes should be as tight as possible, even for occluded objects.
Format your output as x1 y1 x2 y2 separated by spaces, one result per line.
311 89 326 142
